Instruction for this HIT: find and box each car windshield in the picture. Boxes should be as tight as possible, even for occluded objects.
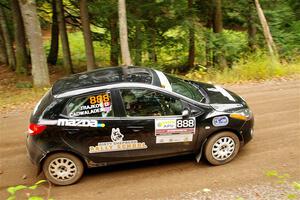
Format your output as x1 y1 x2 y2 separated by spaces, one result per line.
164 74 205 103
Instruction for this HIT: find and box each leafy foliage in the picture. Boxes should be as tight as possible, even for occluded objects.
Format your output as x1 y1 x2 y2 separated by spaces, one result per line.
6 180 52 200
0 0 299 82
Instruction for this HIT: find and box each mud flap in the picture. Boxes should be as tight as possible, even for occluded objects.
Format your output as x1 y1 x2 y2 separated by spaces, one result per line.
36 165 42 177
36 153 47 177
195 138 207 163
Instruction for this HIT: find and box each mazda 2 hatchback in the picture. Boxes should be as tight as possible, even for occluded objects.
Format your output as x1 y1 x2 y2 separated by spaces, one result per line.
27 66 254 185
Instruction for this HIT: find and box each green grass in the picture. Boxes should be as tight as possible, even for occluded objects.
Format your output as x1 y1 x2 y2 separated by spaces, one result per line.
44 31 111 68
185 53 300 84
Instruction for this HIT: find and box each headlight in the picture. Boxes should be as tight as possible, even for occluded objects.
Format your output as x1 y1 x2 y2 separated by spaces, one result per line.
230 109 252 121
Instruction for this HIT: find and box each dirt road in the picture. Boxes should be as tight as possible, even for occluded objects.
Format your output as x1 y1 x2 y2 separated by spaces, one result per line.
1 79 299 199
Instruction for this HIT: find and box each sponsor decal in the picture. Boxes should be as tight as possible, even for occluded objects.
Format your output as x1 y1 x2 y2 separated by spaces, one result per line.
156 134 193 144
69 106 111 117
155 118 195 135
212 116 229 127
89 128 147 153
155 117 195 143
57 119 105 128
69 92 112 117
156 119 177 129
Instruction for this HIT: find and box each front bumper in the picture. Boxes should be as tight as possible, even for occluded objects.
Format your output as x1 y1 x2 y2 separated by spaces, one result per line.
240 117 254 145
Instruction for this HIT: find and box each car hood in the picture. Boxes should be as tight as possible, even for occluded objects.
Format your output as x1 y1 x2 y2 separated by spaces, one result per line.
190 81 248 111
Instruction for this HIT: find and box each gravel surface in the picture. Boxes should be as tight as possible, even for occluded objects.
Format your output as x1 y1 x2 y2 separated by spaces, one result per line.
1 79 299 200
164 182 300 200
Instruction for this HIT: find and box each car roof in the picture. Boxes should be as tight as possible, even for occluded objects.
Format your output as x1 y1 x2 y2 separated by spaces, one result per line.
52 66 160 95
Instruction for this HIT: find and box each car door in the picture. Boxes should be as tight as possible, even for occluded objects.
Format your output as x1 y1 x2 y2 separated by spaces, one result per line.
114 87 200 161
58 89 134 165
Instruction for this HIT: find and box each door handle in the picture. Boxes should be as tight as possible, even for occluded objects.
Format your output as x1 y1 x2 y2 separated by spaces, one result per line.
127 126 144 129
63 128 80 134
127 126 144 133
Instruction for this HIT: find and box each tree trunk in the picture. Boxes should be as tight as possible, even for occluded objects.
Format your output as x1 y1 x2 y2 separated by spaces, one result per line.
134 23 142 65
205 28 213 67
187 0 195 71
0 7 16 70
254 0 278 59
11 0 28 75
118 0 132 67
56 0 73 74
18 0 50 87
110 16 119 66
0 29 8 65
205 4 213 68
212 0 227 69
148 28 157 63
47 0 59 65
80 0 96 71
213 0 223 33
247 0 257 52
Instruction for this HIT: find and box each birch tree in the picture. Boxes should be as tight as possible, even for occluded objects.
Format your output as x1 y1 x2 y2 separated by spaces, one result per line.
254 0 278 59
118 0 132 67
18 0 50 87
56 0 73 74
80 0 96 71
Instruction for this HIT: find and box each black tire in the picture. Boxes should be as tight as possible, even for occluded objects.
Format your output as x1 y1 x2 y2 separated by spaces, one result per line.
43 152 84 186
204 131 240 166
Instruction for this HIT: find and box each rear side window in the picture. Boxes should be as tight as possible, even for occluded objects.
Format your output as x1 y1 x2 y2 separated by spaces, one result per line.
33 90 53 117
64 91 113 118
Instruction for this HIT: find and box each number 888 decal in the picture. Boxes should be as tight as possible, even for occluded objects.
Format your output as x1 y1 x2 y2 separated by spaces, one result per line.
89 93 111 107
176 119 195 128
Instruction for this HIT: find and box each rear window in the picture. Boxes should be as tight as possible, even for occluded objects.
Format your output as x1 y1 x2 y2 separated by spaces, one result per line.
52 67 153 95
52 68 123 95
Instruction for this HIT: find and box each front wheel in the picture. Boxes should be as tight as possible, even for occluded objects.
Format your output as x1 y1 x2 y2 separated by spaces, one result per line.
43 152 84 185
204 131 240 165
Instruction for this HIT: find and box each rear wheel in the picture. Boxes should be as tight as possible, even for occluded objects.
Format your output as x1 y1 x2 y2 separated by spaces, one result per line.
43 153 84 185
204 131 240 165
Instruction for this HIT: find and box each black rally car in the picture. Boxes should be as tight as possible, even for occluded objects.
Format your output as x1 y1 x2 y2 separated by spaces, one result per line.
27 66 254 185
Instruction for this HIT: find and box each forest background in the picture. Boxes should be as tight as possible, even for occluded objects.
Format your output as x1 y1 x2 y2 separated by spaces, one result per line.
0 0 299 109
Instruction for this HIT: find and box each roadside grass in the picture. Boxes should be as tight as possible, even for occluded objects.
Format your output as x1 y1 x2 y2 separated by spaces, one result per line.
185 54 300 84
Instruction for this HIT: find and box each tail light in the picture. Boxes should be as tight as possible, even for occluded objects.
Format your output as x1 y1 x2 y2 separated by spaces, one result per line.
28 123 47 136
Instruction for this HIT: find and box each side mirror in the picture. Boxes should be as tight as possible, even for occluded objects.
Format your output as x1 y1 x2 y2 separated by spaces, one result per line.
182 109 190 118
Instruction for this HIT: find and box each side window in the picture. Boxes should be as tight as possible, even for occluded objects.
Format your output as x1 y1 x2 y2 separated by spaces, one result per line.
120 89 183 117
64 91 113 117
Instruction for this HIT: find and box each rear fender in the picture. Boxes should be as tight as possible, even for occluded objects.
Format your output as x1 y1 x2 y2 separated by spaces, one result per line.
36 150 88 176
